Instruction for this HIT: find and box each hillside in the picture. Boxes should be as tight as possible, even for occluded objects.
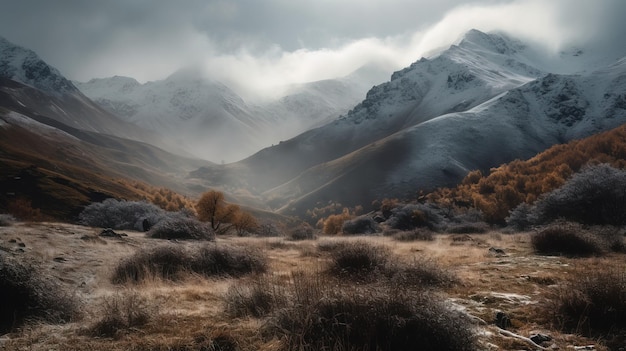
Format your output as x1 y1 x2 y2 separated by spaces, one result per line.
189 30 626 219
0 105 208 220
428 122 626 224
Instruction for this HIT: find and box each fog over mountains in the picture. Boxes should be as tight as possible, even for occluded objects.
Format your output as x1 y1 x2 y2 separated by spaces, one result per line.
190 29 626 216
75 64 389 162
2 29 626 219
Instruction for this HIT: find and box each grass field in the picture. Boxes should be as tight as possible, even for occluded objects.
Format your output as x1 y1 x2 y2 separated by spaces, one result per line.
1 222 623 350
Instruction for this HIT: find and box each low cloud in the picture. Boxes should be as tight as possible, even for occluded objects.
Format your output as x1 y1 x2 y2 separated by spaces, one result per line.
1 0 622 99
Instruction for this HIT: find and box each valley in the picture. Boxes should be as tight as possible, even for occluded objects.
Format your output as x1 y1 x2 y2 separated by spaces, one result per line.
1 20 626 351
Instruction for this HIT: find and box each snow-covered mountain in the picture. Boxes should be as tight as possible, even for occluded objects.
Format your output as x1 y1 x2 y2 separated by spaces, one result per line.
0 36 164 146
189 29 626 217
75 64 389 162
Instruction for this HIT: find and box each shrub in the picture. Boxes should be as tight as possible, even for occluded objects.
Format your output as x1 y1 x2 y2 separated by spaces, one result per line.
190 245 268 278
147 216 214 240
533 164 626 226
505 202 535 231
329 241 389 279
112 245 190 284
79 199 165 230
554 268 626 348
392 229 435 242
386 203 442 231
256 223 282 237
87 290 153 338
384 258 457 288
112 244 268 284
267 281 477 351
0 254 78 333
196 190 240 234
531 223 606 257
287 223 316 241
224 276 288 318
0 214 15 226
233 211 260 236
341 215 380 235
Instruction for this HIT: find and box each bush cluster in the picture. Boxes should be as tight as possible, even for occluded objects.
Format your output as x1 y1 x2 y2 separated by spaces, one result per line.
325 241 455 287
531 222 623 257
147 214 214 240
266 280 477 351
341 215 380 235
287 223 316 240
533 164 626 226
79 199 166 231
112 244 268 284
223 240 464 351
386 203 442 231
0 254 79 333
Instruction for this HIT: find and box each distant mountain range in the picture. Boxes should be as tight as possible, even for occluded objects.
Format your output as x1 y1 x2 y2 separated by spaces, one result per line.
190 29 626 218
75 63 389 162
2 30 626 221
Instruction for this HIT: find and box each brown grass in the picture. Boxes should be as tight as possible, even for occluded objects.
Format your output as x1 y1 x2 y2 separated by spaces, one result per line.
1 222 622 351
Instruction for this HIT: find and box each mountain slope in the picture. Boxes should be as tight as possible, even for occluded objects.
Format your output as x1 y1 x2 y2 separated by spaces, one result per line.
75 64 389 162
0 99 211 219
0 39 215 219
270 61 626 216
189 29 626 218
0 36 169 147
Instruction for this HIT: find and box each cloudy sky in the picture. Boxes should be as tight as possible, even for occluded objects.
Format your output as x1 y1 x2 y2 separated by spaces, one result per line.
0 0 624 97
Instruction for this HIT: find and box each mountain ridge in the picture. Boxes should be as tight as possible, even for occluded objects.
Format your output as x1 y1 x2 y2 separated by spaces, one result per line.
188 29 626 218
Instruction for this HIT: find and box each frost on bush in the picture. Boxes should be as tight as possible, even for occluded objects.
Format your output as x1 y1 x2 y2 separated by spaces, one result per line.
506 202 536 231
342 215 380 235
78 199 191 231
532 164 626 226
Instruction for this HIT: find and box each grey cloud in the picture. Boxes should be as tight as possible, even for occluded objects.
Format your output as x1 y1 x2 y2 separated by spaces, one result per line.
0 0 622 86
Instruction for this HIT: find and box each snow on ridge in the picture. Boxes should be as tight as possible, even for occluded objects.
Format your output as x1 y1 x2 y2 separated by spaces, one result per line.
0 36 76 95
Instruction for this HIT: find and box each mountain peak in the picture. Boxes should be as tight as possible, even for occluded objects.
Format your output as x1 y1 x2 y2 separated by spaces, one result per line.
457 29 525 55
0 36 77 94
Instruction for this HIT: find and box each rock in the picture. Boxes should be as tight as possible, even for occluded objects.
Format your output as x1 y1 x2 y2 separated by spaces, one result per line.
373 215 386 223
99 228 121 237
530 333 552 344
488 247 506 256
495 311 511 329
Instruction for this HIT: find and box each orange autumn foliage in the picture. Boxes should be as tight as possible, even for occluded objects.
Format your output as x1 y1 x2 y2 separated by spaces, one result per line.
428 124 626 224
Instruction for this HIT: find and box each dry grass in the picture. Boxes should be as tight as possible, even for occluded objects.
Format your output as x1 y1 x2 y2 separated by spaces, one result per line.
0 222 623 350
